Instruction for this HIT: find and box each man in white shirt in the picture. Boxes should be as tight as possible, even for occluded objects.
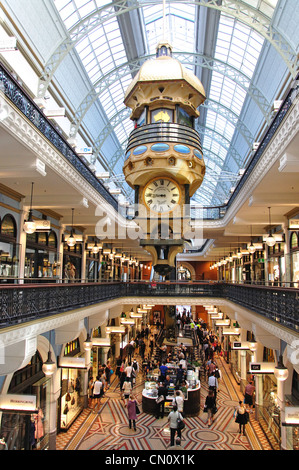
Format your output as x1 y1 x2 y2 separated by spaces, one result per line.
125 362 134 384
92 376 103 410
172 390 184 414
208 372 218 400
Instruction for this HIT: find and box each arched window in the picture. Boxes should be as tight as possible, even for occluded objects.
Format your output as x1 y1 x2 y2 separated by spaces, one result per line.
1 214 17 237
48 231 57 248
291 232 298 249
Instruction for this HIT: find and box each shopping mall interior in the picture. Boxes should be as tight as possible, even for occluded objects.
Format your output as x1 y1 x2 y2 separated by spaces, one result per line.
0 0 298 454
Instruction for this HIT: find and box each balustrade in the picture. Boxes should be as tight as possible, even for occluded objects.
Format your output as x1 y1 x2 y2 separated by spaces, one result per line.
0 281 298 332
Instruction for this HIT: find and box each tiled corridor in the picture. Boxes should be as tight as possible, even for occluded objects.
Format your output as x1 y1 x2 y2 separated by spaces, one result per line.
56 355 273 452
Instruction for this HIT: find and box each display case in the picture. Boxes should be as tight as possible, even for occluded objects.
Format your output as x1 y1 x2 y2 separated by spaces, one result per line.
142 379 200 417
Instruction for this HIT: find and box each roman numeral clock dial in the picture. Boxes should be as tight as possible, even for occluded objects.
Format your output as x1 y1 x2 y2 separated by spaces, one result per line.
143 178 181 214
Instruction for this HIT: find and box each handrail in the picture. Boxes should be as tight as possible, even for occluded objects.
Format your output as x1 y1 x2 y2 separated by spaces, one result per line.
0 281 298 332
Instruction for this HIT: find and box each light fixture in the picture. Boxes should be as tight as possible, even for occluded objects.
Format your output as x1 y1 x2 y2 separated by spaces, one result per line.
265 207 276 247
67 208 76 247
24 182 36 234
92 240 100 254
83 317 93 351
42 331 56 376
248 226 256 254
249 340 257 352
83 333 93 351
274 355 289 382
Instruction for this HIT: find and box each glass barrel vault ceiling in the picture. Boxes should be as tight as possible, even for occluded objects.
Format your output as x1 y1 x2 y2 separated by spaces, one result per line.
53 0 291 207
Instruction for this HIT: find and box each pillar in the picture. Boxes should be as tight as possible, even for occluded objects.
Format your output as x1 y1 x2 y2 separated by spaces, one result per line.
17 207 27 283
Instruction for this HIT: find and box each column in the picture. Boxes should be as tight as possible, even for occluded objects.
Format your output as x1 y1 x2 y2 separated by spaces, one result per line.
58 226 65 282
81 234 87 282
253 342 264 420
17 206 28 283
282 218 291 286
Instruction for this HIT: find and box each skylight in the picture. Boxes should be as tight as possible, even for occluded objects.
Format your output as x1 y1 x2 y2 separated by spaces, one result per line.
194 12 264 206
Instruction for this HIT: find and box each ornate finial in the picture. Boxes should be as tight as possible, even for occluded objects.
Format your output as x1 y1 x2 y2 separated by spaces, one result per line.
156 41 173 58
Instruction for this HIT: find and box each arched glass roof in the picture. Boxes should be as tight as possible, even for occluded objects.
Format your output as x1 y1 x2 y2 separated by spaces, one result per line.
52 0 296 207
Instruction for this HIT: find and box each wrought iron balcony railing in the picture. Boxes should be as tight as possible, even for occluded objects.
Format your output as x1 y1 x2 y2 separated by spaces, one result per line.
0 281 298 333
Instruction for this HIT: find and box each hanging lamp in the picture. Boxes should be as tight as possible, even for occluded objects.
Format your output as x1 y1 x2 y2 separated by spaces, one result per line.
42 331 56 376
24 182 36 234
265 207 276 247
67 208 76 247
248 226 256 254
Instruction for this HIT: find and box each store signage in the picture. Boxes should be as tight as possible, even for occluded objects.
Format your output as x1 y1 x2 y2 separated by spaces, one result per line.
0 37 17 51
76 147 93 155
59 357 87 369
0 394 37 412
215 319 230 326
35 220 51 232
222 328 240 335
283 407 299 425
249 362 276 374
232 342 251 350
92 337 111 347
289 219 299 230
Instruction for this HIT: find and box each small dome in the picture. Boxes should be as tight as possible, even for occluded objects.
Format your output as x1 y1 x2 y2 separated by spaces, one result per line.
124 52 205 102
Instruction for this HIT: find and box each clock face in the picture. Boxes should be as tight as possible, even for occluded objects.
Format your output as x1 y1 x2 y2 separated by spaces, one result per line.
143 178 181 213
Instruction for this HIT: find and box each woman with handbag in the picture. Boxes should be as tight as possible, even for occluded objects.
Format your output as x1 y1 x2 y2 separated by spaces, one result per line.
204 389 217 426
168 404 184 447
127 394 140 431
235 401 249 435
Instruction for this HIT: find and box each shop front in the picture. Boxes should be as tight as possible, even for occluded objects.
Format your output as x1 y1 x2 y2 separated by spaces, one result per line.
249 360 281 450
25 230 60 281
63 244 82 282
290 232 299 286
58 338 85 432
267 243 286 286
0 351 50 450
0 213 20 282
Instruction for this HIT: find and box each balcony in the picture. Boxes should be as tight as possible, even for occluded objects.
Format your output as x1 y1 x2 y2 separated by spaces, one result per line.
0 281 298 333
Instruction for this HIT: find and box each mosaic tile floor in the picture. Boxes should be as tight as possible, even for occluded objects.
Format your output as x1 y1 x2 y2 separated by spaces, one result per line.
56 354 273 452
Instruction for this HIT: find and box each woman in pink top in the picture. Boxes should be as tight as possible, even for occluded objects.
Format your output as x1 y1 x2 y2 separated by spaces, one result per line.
127 394 139 431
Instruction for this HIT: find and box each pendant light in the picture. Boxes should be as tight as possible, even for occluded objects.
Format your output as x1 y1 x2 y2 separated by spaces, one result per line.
42 330 56 376
92 239 100 254
67 208 76 247
265 207 276 247
274 355 289 382
24 182 36 234
83 317 93 351
248 226 256 254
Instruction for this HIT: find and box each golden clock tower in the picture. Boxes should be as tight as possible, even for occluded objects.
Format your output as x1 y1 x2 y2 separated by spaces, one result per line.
123 42 206 276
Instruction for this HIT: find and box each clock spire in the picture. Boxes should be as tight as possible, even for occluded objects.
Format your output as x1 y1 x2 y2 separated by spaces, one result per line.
123 27 206 277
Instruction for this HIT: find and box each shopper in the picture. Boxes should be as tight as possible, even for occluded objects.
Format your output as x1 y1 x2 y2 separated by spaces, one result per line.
92 376 103 410
122 377 132 405
176 364 185 385
204 389 217 426
244 380 255 412
208 371 218 400
88 376 94 408
172 390 184 416
156 381 168 419
168 404 183 447
127 394 139 431
235 401 249 435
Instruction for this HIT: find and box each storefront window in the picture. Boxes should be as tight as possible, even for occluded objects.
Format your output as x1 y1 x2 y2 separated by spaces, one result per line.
63 244 82 281
25 230 59 281
0 214 19 280
0 352 50 450
59 339 84 432
291 232 299 287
